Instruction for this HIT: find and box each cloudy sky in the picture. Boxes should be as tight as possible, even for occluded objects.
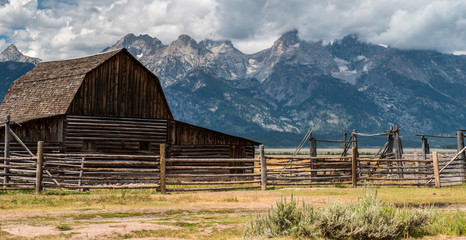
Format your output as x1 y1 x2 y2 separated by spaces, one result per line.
1 0 466 60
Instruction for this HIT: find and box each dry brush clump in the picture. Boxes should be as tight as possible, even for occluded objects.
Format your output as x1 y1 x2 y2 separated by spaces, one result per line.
244 194 316 238
244 188 438 240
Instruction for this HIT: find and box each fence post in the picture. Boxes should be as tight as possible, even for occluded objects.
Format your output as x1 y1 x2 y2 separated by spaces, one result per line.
260 145 267 191
457 130 465 182
352 129 359 158
421 136 429 160
393 125 404 178
432 151 441 188
78 157 84 192
343 131 347 151
3 115 10 186
352 147 358 188
35 141 44 194
160 144 166 194
414 152 419 185
309 135 317 178
309 135 317 157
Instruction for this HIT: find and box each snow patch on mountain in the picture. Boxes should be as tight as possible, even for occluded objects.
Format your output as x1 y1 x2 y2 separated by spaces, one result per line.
331 57 360 84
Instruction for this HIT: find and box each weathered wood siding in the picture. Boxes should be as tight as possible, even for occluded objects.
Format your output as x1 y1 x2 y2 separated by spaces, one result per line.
167 120 257 158
7 116 64 143
66 52 172 119
168 120 255 146
64 115 168 154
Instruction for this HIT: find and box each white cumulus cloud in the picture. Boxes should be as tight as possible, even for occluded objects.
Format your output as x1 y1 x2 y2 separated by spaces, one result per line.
1 0 466 60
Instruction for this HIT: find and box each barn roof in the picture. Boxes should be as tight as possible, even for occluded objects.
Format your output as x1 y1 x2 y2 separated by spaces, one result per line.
0 49 172 123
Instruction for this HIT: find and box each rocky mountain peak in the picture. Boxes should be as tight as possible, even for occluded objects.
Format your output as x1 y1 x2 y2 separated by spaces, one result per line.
199 39 241 56
277 30 300 45
271 30 300 52
0 44 41 64
200 39 233 49
174 34 197 47
104 33 165 57
164 34 206 58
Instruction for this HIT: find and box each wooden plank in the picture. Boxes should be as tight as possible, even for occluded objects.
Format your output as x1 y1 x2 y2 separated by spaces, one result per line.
160 144 166 194
4 115 10 186
260 145 266 190
35 141 43 194
433 151 441 188
166 180 260 185
166 186 260 192
352 147 357 187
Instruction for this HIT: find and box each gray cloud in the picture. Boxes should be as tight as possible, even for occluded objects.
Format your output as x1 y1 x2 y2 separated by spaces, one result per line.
1 0 466 59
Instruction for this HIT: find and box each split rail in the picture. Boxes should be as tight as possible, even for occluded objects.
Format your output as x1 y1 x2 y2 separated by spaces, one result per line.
0 143 459 194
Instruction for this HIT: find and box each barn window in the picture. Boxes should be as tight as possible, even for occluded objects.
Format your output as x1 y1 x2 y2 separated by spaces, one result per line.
140 141 150 152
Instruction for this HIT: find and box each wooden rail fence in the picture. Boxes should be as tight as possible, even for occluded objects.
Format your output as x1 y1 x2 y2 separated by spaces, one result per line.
0 143 460 194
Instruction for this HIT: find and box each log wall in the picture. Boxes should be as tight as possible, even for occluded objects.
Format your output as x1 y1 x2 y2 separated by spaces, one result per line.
0 115 257 159
64 115 168 154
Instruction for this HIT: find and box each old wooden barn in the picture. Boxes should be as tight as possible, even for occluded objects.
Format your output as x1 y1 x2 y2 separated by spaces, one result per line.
0 49 258 158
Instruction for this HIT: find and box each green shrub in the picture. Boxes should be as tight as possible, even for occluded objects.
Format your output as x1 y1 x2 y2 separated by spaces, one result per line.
244 194 316 238
244 188 432 240
315 188 431 239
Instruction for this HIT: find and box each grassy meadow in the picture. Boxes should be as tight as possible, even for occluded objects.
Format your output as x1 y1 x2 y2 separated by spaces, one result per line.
0 185 465 239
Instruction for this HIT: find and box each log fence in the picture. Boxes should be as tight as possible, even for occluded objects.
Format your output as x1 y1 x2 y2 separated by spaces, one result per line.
0 144 463 194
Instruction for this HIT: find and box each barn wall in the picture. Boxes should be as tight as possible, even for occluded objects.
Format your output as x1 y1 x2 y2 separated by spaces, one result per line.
167 120 255 146
0 115 64 154
167 120 257 158
8 116 64 143
66 52 172 119
64 115 168 154
0 115 257 157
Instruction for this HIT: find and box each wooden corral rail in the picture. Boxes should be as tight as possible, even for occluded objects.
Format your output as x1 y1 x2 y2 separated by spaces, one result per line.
260 148 445 188
265 155 353 187
0 143 262 193
0 145 456 194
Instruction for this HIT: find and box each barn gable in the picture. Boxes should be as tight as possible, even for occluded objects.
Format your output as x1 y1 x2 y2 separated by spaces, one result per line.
0 49 173 123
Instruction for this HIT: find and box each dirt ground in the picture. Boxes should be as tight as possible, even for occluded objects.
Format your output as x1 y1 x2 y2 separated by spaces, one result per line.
1 188 465 239
0 201 273 239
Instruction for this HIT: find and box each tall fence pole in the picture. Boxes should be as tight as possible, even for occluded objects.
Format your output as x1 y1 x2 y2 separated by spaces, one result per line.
309 134 317 157
352 129 359 158
309 133 317 178
78 157 84 192
393 125 403 177
432 151 441 188
352 147 358 188
343 131 347 149
35 141 44 194
421 136 428 160
3 115 10 186
414 152 420 185
458 130 465 182
160 144 166 194
260 145 267 191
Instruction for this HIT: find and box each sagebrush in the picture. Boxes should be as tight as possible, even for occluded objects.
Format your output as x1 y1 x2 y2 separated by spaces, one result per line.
244 188 435 240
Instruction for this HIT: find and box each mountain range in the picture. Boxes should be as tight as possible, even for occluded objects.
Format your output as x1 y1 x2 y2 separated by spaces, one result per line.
2 31 466 147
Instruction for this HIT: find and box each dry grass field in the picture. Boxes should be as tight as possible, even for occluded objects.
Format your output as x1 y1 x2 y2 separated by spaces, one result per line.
0 185 465 239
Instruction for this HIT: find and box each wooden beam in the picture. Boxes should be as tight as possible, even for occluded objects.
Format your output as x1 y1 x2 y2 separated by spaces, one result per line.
352 147 357 188
160 144 166 194
260 145 267 191
432 151 441 188
352 129 359 158
35 141 43 194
